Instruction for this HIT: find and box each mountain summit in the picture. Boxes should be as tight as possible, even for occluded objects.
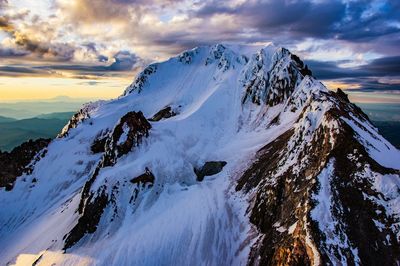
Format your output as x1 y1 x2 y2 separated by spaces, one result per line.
1 44 399 265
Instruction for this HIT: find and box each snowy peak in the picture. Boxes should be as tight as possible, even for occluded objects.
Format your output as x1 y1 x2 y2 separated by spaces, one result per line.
123 44 312 106
1 43 399 266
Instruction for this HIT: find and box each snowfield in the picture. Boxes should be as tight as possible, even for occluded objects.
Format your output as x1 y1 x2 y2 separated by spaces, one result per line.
0 43 399 266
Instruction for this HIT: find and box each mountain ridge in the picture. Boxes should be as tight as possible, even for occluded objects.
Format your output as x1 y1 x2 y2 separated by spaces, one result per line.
0 43 399 266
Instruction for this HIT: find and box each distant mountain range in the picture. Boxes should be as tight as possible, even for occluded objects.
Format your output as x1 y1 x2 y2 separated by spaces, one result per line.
0 96 90 119
0 112 74 151
0 97 90 151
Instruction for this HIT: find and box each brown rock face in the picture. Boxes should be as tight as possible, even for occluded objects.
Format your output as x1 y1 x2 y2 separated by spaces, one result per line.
237 90 400 265
0 138 50 190
149 106 177 122
105 111 151 166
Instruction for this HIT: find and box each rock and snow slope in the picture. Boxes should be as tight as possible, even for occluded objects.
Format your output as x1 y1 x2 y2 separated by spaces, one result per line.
0 44 399 265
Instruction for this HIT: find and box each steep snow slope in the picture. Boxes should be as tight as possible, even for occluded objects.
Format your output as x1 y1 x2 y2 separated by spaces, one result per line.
0 44 399 266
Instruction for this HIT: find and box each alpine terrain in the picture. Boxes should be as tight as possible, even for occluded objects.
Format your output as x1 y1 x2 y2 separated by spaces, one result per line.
0 44 399 266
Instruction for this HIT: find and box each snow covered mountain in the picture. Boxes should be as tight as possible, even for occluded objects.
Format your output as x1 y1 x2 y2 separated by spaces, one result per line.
0 44 399 266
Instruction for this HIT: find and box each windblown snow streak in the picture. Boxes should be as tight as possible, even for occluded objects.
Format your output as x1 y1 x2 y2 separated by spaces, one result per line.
0 44 399 266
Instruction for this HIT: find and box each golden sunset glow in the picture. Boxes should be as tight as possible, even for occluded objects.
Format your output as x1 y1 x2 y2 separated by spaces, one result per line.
0 76 131 101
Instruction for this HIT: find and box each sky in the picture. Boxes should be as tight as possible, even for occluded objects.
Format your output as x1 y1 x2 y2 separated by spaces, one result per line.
0 0 399 103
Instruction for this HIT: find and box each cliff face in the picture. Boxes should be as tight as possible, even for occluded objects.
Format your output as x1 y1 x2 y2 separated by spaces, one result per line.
0 44 399 266
0 138 50 190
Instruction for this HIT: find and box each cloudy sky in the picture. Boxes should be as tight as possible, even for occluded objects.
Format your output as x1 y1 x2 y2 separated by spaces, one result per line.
0 0 399 102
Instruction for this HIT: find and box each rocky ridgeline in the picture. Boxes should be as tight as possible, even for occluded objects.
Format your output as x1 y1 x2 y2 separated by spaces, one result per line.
242 47 312 106
237 88 400 265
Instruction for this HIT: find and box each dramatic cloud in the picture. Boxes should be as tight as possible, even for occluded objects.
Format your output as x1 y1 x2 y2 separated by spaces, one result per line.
0 15 76 60
0 0 399 95
0 49 143 79
308 55 400 92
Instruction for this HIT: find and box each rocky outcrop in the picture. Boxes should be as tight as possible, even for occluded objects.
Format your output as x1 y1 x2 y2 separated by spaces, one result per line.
102 111 151 167
149 106 177 122
194 161 227 181
64 188 108 250
0 138 50 191
90 135 108 154
124 64 158 95
178 49 198 64
130 167 155 186
65 111 152 249
58 102 104 138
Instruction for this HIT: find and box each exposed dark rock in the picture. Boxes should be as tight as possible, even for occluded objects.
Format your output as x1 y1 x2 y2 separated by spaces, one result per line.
194 161 227 181
124 64 157 95
316 119 400 265
32 254 43 266
64 189 109 250
69 111 152 249
178 49 198 64
58 106 92 138
236 125 317 266
149 106 176 122
0 138 50 190
205 44 226 65
300 65 312 77
90 135 108 154
336 88 350 103
130 167 155 186
291 54 313 77
102 111 151 167
78 167 101 214
236 129 294 192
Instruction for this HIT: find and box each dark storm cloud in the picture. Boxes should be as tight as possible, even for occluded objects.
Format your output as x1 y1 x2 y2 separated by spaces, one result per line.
363 56 400 76
306 60 361 80
308 56 400 80
0 50 142 77
194 0 399 43
307 56 400 92
35 50 141 73
0 65 53 77
0 65 42 74
336 77 400 92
